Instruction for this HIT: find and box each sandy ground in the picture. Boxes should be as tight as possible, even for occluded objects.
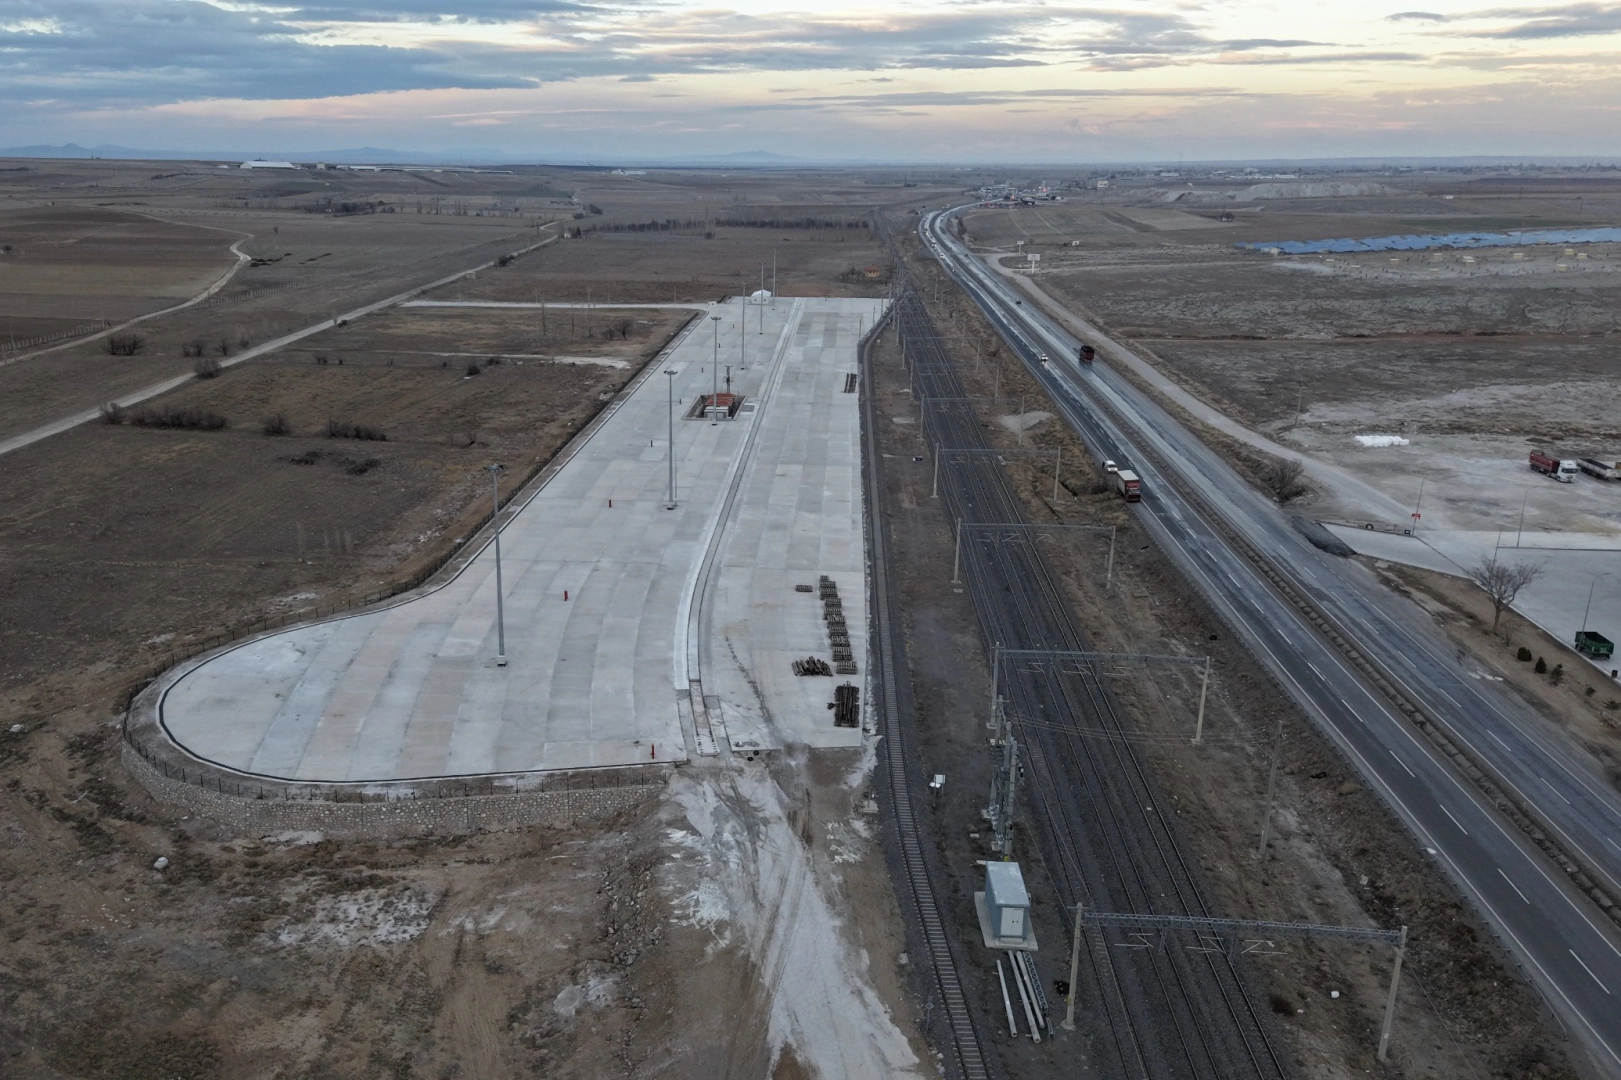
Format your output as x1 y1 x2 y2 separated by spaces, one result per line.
876 234 1586 1080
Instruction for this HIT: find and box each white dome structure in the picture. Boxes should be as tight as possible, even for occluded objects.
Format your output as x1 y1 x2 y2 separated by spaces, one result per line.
748 289 773 304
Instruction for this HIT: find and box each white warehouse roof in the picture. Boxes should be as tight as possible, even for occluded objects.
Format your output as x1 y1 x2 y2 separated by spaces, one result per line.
240 160 298 169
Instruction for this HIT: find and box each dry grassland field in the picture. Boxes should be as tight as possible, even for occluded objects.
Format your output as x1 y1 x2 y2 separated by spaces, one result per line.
964 175 1621 534
0 157 946 1079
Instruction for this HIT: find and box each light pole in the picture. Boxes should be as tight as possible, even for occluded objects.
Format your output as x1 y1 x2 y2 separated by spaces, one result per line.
665 369 679 508
710 314 721 412
487 463 507 667
740 308 746 370
1582 573 1611 632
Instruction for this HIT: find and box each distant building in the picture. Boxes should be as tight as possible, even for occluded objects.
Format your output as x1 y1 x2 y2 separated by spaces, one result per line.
240 160 298 170
862 265 884 280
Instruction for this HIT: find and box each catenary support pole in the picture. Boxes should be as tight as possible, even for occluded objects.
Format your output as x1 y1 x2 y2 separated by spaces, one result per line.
1062 900 1083 1030
1193 656 1212 743
989 641 1001 724
1106 526 1116 592
1053 444 1062 502
1378 926 1409 1061
932 449 940 499
952 518 964 583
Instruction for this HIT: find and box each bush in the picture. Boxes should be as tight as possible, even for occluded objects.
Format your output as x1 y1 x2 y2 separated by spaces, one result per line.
496 253 515 266
106 333 144 356
464 362 482 377
127 406 227 430
1534 657 1548 674
216 338 231 357
99 402 126 425
181 339 206 358
1550 663 1564 685
483 355 501 367
193 357 222 379
326 419 387 441
262 413 291 436
1516 646 1533 662
1263 457 1309 502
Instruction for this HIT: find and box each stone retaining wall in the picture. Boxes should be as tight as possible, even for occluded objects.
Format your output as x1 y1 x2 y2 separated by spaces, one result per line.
123 744 664 837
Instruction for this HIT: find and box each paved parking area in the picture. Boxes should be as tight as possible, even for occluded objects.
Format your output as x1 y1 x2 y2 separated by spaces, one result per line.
157 297 885 781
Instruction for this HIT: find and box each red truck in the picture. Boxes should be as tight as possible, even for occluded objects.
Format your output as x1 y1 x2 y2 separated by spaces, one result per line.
1078 345 1096 364
1530 450 1579 483
1114 469 1142 502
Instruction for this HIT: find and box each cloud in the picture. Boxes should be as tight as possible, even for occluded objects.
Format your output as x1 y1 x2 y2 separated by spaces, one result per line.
1387 10 1448 20
1465 3 1621 38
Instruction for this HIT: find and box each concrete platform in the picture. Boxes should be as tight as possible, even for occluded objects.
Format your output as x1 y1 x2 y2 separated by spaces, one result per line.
156 297 887 781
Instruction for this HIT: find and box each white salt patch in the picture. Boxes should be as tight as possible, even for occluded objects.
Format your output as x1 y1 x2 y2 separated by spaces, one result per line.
1354 434 1410 448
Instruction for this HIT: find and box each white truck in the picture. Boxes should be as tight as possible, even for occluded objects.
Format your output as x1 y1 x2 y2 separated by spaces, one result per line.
1577 458 1620 481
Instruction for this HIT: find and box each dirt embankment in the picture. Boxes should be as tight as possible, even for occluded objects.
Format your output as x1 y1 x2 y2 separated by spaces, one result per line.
886 233 1584 1080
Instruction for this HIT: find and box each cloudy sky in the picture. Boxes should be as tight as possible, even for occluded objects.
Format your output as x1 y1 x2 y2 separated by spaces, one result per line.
2 0 1620 161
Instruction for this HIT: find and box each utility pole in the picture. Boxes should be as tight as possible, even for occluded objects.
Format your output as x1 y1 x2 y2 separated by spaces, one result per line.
987 734 1018 857
952 518 964 584
710 314 721 412
1256 719 1284 857
487 464 507 667
665 369 679 508
1516 489 1530 548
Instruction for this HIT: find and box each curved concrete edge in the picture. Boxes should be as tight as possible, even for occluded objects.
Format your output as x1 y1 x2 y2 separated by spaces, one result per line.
119 305 705 794
122 741 667 839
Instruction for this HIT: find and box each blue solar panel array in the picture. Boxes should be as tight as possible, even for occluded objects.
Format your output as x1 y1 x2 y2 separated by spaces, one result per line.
1239 226 1621 255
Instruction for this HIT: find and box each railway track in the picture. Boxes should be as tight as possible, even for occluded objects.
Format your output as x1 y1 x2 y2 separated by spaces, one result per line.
891 281 1293 1079
860 305 996 1080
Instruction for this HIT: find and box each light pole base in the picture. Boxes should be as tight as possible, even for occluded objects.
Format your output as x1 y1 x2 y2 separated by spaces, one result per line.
496 656 508 667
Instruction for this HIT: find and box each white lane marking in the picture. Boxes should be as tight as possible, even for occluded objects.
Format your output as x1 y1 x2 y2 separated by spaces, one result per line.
1307 662 1323 680
1490 730 1514 752
1540 776 1574 806
1609 836 1621 853
1442 805 1470 835
1498 868 1530 903
1571 950 1613 995
1390 750 1416 778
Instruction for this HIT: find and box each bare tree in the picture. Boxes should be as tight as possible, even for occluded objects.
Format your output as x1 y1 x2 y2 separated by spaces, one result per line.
1467 555 1542 632
1263 457 1309 502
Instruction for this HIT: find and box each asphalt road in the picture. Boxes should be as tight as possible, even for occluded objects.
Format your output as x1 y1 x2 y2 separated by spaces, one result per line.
922 208 1621 1078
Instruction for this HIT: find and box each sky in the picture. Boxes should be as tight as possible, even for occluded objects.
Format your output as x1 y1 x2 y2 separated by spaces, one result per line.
2 0 1621 162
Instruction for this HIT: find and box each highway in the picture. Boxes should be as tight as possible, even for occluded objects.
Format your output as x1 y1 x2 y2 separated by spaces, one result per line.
921 208 1621 1077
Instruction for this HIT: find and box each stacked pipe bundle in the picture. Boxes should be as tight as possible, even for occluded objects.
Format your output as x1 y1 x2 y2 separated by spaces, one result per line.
820 575 857 675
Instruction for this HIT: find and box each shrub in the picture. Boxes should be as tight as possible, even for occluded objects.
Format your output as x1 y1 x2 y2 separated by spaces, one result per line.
464 362 482 377
1263 457 1309 502
99 402 126 425
1534 657 1548 674
106 333 144 356
346 457 381 476
216 338 231 357
181 339 206 358
194 357 222 379
1550 663 1564 685
326 419 387 441
496 253 515 266
483 355 501 367
262 413 291 436
127 406 227 430
1516 646 1533 662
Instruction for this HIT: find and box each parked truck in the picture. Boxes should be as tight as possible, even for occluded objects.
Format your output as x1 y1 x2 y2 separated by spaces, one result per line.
1114 469 1142 502
1530 450 1579 482
1575 630 1614 660
1577 458 1620 481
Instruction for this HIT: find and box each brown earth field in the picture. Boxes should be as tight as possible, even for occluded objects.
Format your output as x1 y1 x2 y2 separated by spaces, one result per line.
0 206 241 338
875 228 1587 1080
0 160 951 438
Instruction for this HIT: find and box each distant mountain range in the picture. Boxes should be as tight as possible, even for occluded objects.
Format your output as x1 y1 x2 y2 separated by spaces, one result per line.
0 143 810 168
